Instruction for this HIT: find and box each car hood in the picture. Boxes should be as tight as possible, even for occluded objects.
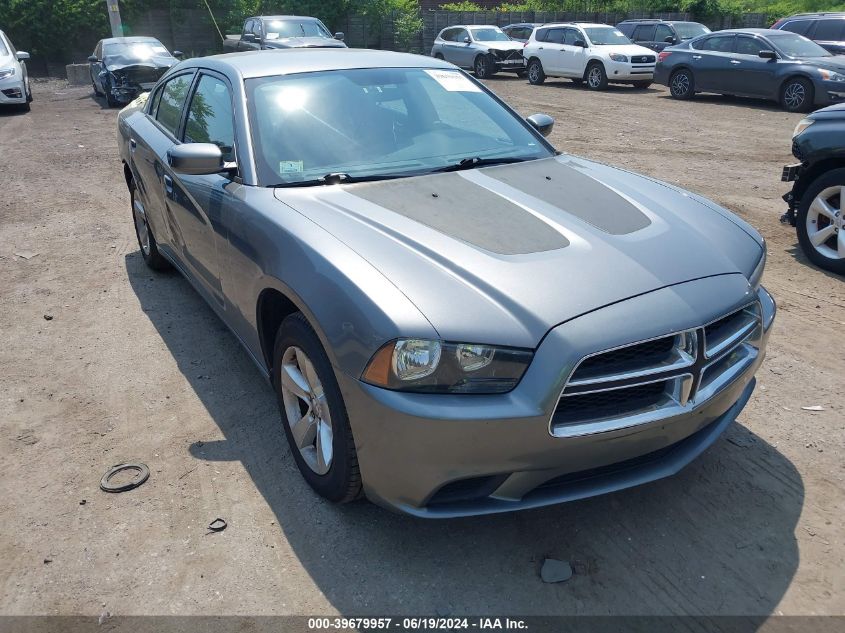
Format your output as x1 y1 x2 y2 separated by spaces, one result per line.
799 56 845 72
273 156 762 347
105 57 177 73
478 40 525 52
598 43 657 57
264 37 346 49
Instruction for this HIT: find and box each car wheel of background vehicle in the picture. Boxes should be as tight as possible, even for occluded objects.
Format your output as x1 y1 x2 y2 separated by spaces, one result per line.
781 77 814 113
669 68 694 99
104 77 119 107
25 78 32 103
273 312 362 503
633 80 652 89
585 63 608 90
434 53 444 60
796 168 845 275
131 184 170 271
474 54 495 79
527 59 545 85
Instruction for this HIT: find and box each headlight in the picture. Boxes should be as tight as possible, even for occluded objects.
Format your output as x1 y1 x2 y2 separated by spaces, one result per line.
819 69 845 82
749 244 766 289
792 117 814 138
0 67 15 79
609 53 628 62
362 338 533 394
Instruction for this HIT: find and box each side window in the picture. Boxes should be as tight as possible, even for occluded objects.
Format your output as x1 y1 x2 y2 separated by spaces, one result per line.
546 29 565 44
94 42 102 59
252 20 263 38
148 84 164 116
632 25 656 41
456 29 469 42
695 35 735 52
562 29 580 46
813 19 845 41
440 28 454 42
243 19 254 36
654 24 674 43
155 73 193 137
781 19 812 36
736 36 772 56
184 74 235 162
617 23 634 37
535 28 548 42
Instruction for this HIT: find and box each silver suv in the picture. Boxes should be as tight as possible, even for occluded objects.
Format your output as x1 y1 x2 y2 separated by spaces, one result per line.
431 25 525 78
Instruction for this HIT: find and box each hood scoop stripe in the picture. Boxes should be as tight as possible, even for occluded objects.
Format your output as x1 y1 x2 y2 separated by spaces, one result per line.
486 159 652 235
346 172 569 255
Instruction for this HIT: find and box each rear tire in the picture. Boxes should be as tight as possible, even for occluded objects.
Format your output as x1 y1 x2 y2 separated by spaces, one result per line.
131 184 170 271
585 62 608 90
527 59 545 85
781 77 814 113
795 168 845 275
669 68 694 99
273 313 362 503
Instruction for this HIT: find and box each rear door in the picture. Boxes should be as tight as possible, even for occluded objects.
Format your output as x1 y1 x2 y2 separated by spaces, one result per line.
632 24 657 51
690 34 736 92
446 28 472 68
729 35 779 97
537 27 566 74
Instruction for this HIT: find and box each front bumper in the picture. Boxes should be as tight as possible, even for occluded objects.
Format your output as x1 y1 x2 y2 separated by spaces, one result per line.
606 59 655 82
339 275 775 517
815 79 845 106
0 73 27 104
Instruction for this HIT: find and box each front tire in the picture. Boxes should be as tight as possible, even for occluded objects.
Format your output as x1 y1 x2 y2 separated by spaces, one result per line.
131 184 170 271
527 59 545 85
474 54 495 79
669 68 695 99
273 313 362 503
796 168 845 275
585 62 608 90
781 77 814 113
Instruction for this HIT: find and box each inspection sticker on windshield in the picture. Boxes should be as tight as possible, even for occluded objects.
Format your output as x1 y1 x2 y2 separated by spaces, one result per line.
279 160 303 173
424 70 481 93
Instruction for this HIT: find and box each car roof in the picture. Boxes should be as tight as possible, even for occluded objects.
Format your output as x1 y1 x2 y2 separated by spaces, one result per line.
781 12 845 18
255 15 323 21
711 28 783 36
539 23 608 29
101 36 162 44
182 48 455 79
504 23 541 27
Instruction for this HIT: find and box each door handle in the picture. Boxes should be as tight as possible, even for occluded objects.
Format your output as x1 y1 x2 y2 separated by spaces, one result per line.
163 174 174 195
730 59 741 64
538 46 543 50
129 138 137 151
692 55 702 59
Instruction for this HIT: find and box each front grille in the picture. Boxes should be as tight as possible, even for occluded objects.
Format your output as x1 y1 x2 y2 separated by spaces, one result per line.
550 303 762 438
792 140 804 162
631 55 655 63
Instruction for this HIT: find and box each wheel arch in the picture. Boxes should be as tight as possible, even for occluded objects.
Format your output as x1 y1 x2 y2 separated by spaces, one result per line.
792 157 845 204
256 285 305 375
582 58 605 79
779 73 815 96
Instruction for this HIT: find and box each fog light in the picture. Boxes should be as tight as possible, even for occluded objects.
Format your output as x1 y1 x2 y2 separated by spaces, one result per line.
2 88 22 99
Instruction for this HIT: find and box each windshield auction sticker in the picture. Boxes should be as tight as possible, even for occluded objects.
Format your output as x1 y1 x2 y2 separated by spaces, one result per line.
424 69 482 92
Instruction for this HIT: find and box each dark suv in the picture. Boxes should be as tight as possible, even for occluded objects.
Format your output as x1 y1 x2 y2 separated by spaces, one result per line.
772 12 845 55
781 103 845 274
617 19 710 52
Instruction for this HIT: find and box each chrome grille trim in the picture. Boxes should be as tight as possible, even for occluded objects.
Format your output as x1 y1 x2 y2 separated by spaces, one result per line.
549 302 763 438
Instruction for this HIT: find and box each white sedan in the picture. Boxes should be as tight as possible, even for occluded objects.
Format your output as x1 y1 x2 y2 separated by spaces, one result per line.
0 29 31 111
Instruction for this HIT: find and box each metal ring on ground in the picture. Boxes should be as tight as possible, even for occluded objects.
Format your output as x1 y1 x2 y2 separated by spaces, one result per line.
100 462 150 492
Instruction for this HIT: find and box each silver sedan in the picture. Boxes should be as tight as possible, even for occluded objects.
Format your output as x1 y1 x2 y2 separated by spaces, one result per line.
118 49 774 517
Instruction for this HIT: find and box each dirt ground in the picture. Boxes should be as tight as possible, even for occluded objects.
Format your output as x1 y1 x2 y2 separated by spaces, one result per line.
0 76 843 620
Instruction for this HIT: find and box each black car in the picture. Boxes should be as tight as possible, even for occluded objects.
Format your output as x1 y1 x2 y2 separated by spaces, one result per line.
88 37 182 107
655 28 845 112
501 23 542 43
617 18 710 52
772 12 845 56
781 103 845 274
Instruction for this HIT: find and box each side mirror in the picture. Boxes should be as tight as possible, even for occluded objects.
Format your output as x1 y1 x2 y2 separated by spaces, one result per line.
16 51 30 61
172 50 184 59
758 50 777 60
664 36 676 44
168 143 225 176
334 32 345 41
573 39 586 48
242 33 257 43
526 113 554 137
88 55 99 63
463 36 471 44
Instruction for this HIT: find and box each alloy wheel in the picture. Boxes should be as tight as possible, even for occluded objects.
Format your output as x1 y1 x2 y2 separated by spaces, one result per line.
475 56 488 78
280 346 334 475
588 67 602 88
783 82 805 110
528 64 539 83
671 72 690 96
133 195 151 256
806 186 845 261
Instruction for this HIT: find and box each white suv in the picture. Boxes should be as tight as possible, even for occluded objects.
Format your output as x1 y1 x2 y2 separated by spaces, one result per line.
524 23 656 90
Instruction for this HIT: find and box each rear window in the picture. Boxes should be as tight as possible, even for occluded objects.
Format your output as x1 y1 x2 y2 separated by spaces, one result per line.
813 19 845 41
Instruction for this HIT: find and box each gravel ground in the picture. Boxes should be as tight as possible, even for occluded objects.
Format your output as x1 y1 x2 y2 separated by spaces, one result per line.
0 77 843 619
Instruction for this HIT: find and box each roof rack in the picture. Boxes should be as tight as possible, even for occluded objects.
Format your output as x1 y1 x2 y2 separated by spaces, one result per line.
787 12 845 17
618 18 663 23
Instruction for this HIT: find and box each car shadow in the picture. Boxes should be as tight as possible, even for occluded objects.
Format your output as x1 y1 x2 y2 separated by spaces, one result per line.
0 104 31 116
125 250 803 617
82 91 118 110
657 91 787 113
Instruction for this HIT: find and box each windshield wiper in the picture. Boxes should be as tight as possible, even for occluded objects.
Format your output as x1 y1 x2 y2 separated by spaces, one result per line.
432 156 532 173
272 172 409 188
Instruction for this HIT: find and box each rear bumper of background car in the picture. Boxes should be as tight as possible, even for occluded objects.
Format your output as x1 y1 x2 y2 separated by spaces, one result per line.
338 276 775 518
0 74 27 104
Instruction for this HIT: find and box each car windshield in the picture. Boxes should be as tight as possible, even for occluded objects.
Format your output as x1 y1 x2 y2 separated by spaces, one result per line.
673 22 710 40
103 40 171 60
768 32 831 58
471 28 510 42
265 19 332 39
0 36 8 57
247 67 552 186
584 27 631 46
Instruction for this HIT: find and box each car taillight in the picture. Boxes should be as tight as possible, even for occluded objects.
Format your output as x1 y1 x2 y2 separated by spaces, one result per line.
657 51 672 63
